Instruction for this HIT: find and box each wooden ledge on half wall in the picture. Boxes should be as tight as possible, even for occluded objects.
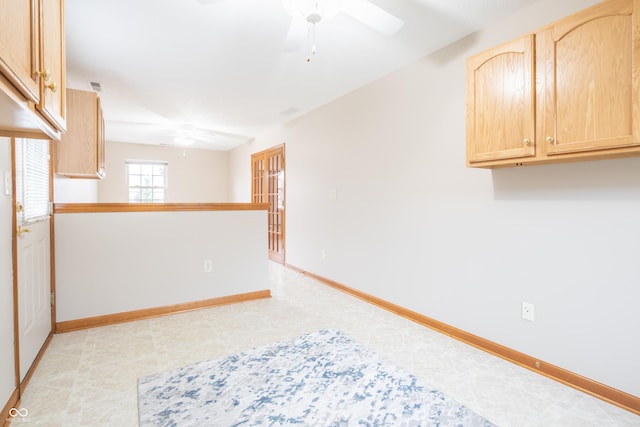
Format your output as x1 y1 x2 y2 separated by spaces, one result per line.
53 202 269 214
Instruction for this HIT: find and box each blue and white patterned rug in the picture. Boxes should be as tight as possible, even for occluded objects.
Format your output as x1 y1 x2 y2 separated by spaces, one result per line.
138 329 495 426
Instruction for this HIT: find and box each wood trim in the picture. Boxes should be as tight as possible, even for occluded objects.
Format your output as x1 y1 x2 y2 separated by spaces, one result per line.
251 144 286 264
285 263 640 415
49 141 56 333
1 387 20 427
9 139 20 397
53 202 269 214
0 334 54 425
18 332 53 395
55 290 272 333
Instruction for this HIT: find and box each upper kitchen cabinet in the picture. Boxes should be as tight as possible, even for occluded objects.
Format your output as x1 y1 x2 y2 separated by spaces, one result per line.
0 0 65 140
466 35 535 165
538 0 639 157
467 0 640 168
55 89 105 179
37 0 66 133
0 0 40 104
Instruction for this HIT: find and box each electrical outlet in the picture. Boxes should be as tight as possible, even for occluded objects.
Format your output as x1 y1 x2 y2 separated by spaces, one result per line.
522 302 535 321
321 250 326 260
204 260 213 273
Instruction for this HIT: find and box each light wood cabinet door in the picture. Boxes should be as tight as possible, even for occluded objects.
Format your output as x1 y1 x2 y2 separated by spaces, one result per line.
539 0 640 156
0 0 65 138
56 89 105 178
0 0 40 103
466 35 535 165
37 0 66 132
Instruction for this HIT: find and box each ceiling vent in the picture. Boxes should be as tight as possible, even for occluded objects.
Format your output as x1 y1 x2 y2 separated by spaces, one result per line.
89 81 103 92
280 107 300 116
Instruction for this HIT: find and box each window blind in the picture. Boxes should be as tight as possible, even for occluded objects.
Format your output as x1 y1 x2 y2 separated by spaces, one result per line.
20 139 51 223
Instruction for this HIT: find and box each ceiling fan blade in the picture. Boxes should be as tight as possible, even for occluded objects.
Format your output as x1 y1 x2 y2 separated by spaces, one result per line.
341 0 404 36
283 18 307 53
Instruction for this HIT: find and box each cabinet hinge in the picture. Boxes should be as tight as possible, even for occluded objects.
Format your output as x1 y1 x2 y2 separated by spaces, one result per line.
50 292 55 306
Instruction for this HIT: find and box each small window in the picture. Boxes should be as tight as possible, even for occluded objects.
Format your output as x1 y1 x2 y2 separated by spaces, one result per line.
127 161 167 203
16 139 51 224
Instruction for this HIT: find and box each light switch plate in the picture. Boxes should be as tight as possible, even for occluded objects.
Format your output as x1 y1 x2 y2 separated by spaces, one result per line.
3 171 10 196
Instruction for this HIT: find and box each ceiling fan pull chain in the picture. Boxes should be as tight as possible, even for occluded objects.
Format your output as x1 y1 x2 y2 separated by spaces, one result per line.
307 20 317 62
307 20 312 62
312 21 317 55
305 2 322 62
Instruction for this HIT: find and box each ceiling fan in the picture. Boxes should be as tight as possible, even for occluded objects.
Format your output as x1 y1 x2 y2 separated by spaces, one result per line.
107 121 249 150
282 0 403 60
197 0 404 60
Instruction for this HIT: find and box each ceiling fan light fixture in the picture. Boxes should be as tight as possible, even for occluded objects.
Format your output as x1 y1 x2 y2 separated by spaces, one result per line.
306 13 321 24
174 135 194 146
283 0 340 61
282 0 340 22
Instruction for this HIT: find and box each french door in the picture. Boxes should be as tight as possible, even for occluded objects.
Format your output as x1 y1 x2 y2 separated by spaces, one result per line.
251 145 285 263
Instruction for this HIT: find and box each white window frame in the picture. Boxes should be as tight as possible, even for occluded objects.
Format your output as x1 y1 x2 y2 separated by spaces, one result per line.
126 160 168 203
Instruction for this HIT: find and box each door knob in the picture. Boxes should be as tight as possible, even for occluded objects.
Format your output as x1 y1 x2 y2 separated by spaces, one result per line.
17 226 31 236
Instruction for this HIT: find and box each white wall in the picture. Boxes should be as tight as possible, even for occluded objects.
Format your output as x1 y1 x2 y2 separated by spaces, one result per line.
0 137 16 408
55 209 268 321
98 141 229 203
53 175 98 203
229 0 640 397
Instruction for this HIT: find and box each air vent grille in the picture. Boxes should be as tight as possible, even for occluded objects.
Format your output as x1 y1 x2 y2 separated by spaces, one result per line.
89 81 103 92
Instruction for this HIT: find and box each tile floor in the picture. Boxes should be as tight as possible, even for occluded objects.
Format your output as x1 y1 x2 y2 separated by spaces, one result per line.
15 263 640 426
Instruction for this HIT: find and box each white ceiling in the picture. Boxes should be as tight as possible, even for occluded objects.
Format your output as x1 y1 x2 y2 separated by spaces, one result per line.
65 0 541 151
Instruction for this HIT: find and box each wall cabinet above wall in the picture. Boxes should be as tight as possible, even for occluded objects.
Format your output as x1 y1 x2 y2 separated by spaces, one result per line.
0 0 65 140
55 89 105 179
466 0 640 168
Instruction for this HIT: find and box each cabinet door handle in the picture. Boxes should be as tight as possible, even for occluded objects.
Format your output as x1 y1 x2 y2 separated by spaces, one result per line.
523 138 531 146
546 136 554 144
38 69 51 82
45 81 58 93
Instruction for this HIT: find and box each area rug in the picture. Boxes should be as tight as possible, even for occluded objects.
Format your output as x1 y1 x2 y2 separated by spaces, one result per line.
138 329 495 426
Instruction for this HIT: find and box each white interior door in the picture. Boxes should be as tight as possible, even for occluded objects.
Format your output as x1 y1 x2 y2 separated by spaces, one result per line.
14 138 52 382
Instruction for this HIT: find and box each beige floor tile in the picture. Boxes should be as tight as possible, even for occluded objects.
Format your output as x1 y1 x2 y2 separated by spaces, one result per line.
15 262 640 426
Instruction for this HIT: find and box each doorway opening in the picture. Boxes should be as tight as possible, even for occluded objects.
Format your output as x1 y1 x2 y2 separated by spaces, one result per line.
251 144 285 264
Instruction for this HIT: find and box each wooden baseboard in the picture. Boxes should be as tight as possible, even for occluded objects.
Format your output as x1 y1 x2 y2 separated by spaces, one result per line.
1 387 19 427
2 333 53 427
55 290 271 333
285 263 640 415
19 332 54 395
